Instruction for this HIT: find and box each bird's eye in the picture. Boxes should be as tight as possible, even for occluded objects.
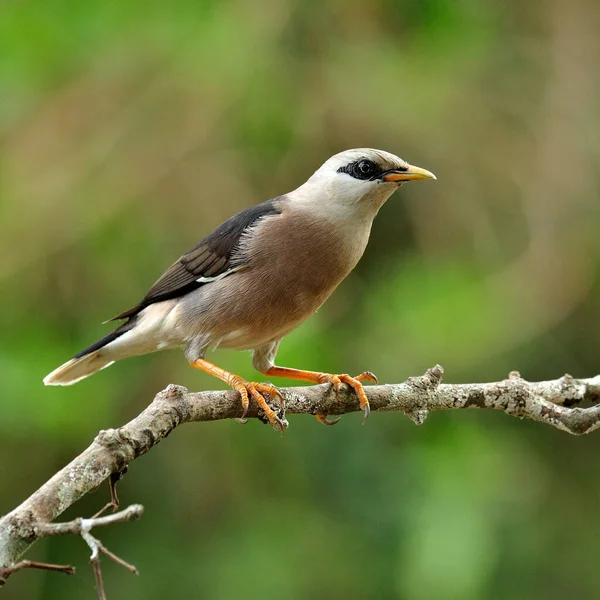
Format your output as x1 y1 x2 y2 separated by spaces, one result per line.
356 160 375 178
337 159 381 180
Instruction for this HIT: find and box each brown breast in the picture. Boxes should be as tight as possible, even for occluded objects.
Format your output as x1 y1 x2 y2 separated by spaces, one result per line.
233 206 371 338
181 204 374 350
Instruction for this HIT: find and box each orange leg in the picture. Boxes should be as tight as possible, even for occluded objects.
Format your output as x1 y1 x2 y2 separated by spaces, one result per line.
190 358 286 432
261 366 377 424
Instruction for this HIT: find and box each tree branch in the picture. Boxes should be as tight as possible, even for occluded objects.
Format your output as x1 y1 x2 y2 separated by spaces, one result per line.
37 505 142 599
0 560 75 586
2 366 600 588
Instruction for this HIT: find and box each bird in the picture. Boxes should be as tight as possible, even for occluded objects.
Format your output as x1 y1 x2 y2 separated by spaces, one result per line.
44 148 436 430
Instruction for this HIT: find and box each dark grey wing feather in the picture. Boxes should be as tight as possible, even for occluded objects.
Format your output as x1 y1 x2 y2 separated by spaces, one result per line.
108 198 283 321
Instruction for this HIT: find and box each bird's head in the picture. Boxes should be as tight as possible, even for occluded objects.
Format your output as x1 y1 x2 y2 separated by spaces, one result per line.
297 148 436 216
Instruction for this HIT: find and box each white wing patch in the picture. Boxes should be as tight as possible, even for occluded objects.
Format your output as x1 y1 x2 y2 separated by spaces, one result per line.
196 265 243 284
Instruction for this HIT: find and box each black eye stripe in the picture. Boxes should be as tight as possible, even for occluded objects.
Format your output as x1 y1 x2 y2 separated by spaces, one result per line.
337 159 382 181
337 159 410 181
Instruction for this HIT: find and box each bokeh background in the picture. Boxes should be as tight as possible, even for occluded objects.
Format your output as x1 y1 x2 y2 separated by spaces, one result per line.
2 0 600 598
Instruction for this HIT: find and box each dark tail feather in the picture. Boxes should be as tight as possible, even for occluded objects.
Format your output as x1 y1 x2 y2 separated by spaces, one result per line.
44 318 136 386
74 318 136 358
103 304 143 324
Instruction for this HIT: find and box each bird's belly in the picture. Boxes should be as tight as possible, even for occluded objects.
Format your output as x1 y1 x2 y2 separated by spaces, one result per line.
215 290 329 350
181 269 339 351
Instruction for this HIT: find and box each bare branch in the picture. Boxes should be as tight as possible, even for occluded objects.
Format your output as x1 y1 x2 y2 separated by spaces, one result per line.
90 472 122 519
0 560 75 585
1 366 600 588
0 505 142 595
36 504 143 538
70 507 141 600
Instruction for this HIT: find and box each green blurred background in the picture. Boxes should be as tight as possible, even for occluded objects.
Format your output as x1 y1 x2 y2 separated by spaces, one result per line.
2 0 600 598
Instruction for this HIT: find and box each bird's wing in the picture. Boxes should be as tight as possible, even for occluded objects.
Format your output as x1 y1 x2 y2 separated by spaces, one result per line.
108 198 283 321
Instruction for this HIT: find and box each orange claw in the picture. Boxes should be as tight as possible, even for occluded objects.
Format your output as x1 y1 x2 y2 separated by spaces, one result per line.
355 371 378 384
261 365 376 424
316 373 371 423
316 414 342 426
190 358 287 432
244 382 286 432
254 382 285 406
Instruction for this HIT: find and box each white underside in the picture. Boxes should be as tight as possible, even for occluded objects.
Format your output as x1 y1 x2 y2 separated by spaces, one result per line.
43 301 186 385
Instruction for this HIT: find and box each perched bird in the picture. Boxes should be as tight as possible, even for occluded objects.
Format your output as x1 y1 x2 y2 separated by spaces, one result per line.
44 148 435 429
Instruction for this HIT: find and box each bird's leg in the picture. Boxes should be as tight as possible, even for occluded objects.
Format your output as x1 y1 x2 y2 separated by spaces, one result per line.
189 358 286 431
261 366 377 424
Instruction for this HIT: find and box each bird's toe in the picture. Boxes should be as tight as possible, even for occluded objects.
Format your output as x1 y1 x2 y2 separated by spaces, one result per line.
316 414 342 426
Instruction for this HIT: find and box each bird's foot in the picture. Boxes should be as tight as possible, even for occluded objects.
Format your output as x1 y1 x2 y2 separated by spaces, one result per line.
231 377 287 432
261 364 377 425
315 371 378 425
189 358 287 432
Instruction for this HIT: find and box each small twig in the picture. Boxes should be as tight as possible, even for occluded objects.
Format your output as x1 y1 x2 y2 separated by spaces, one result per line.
91 472 122 519
79 519 138 575
36 504 144 538
79 515 139 600
0 559 75 585
29 505 142 599
97 542 139 574
91 557 106 600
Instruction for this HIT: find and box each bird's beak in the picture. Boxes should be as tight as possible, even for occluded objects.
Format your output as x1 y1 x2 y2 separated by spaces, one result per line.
383 164 437 182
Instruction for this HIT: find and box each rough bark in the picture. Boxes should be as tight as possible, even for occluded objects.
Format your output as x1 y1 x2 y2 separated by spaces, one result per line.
2 366 600 580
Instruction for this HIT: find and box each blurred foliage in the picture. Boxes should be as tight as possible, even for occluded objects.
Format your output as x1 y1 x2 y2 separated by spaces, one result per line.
1 0 600 598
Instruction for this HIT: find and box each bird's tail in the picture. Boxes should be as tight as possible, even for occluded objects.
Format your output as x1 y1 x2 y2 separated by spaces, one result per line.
43 318 137 386
43 352 115 386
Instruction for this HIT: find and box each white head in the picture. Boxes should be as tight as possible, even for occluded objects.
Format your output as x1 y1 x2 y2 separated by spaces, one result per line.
294 148 436 217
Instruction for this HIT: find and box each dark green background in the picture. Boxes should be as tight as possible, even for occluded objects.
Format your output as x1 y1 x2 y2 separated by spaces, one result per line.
2 0 600 598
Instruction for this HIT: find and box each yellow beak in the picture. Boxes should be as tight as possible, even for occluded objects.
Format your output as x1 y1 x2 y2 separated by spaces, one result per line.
383 164 437 182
